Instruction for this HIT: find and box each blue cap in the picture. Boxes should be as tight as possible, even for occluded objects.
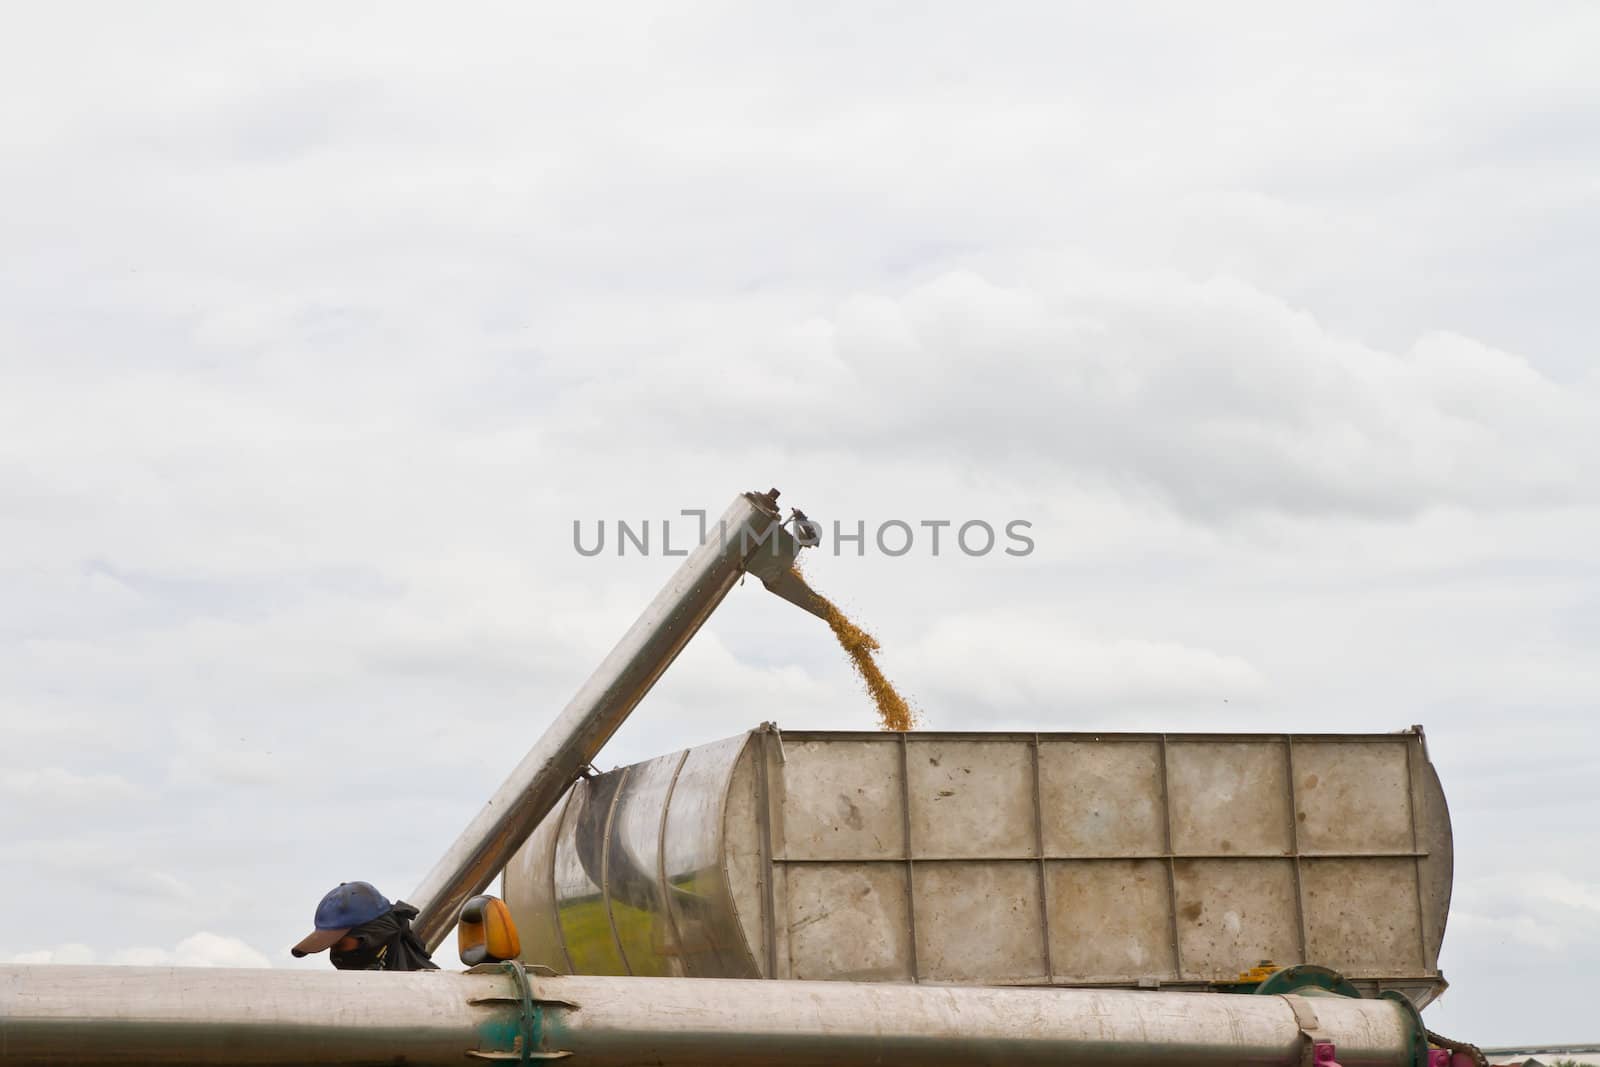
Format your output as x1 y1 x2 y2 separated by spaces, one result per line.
290 881 393 957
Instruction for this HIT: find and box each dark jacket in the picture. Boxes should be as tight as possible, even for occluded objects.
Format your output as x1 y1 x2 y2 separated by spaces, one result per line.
329 901 438 971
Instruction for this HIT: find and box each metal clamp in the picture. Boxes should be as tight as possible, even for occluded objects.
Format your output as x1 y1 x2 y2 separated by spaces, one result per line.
465 961 574 1063
1281 995 1340 1067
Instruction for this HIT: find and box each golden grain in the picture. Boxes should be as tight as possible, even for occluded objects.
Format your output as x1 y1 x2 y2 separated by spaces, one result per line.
794 565 917 731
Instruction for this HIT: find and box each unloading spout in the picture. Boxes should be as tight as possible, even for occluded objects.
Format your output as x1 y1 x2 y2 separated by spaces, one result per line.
744 509 830 620
408 488 826 950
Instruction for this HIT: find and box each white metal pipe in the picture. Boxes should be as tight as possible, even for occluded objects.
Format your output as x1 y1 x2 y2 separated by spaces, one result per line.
408 489 810 949
0 965 1426 1067
0 966 478 1066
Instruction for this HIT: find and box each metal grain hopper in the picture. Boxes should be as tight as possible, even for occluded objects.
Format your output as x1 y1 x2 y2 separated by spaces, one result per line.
504 726 1452 1007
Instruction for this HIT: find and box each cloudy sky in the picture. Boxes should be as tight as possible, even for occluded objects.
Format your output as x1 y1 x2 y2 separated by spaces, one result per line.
3 1 1597 1045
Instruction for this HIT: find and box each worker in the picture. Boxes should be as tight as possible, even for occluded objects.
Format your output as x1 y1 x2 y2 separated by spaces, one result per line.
290 881 438 971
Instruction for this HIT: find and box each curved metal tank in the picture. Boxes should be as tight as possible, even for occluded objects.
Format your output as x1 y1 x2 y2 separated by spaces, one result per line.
503 726 1453 1007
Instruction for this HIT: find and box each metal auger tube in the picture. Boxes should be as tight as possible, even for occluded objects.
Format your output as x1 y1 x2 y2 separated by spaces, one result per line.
407 489 823 950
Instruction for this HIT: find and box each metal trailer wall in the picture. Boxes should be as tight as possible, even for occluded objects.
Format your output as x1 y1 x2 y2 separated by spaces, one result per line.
502 726 1453 1006
0 964 1427 1067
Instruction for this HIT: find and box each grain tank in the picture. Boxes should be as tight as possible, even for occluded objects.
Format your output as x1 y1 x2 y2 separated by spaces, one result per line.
503 725 1453 1007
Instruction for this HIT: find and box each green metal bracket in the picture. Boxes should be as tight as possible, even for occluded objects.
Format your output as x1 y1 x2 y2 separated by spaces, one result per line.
1380 989 1437 1067
1252 964 1364 1001
465 961 574 1062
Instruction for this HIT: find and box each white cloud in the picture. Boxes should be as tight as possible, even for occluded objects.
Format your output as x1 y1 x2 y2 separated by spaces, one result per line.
1534 874 1600 916
116 933 273 969
1429 872 1600 1037
904 612 1267 719
1446 910 1568 954
0 767 138 804
12 934 270 969
600 268 1598 522
9 943 96 966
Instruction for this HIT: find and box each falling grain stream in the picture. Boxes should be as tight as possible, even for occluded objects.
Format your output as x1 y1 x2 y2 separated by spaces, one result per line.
793 566 917 730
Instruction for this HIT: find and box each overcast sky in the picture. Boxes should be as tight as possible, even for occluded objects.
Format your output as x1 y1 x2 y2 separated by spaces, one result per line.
3 1 1597 1045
